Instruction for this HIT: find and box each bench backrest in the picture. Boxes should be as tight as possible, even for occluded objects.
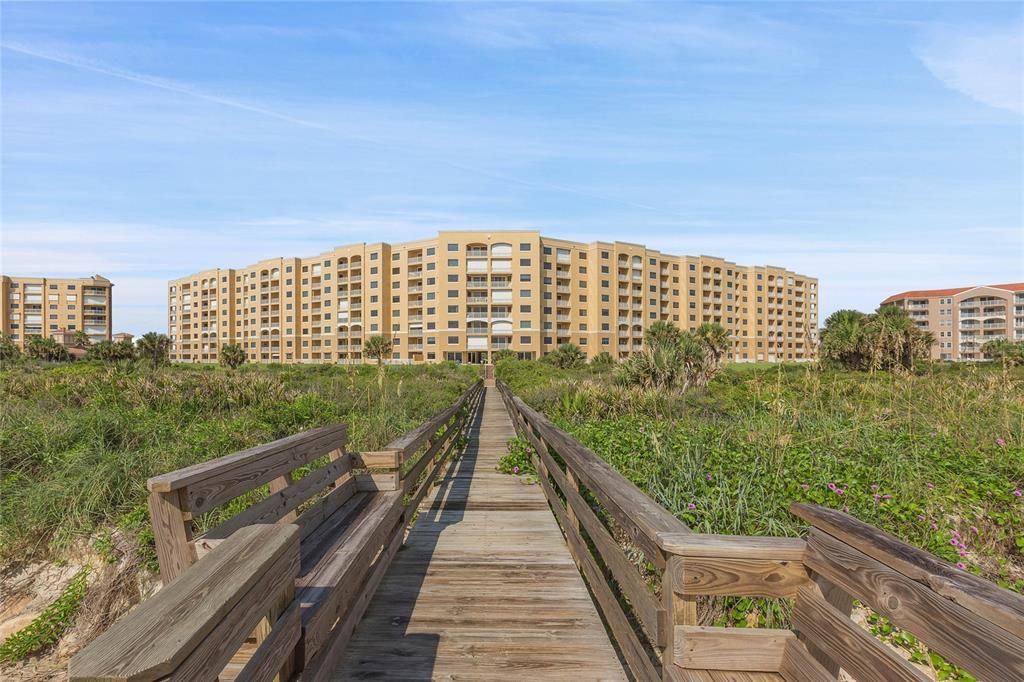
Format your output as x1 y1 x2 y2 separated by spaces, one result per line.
146 423 359 583
146 380 482 584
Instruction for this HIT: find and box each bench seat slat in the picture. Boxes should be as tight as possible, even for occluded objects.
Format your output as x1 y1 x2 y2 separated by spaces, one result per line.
297 490 404 664
300 492 372 576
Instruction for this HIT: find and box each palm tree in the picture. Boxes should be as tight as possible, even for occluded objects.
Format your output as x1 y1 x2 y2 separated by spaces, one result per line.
645 320 682 348
364 335 393 367
982 339 1024 367
25 336 70 362
219 343 246 370
820 309 868 370
589 351 615 367
544 343 585 369
0 332 20 362
72 330 92 348
89 338 135 363
491 348 517 364
136 332 170 368
693 323 731 385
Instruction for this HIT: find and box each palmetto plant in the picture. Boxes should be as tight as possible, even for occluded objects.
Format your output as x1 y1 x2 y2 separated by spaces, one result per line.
72 330 92 348
136 332 171 368
543 343 586 369
982 339 1024 366
0 332 20 362
618 322 731 392
364 335 394 367
25 336 70 362
219 343 247 370
821 305 931 373
88 340 135 363
820 309 867 370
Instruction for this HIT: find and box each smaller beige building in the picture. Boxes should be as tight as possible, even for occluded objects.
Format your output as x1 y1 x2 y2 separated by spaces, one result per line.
882 282 1024 360
0 274 113 350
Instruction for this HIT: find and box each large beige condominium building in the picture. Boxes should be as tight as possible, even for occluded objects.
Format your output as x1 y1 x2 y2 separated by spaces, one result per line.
168 231 818 365
882 282 1024 361
0 274 113 350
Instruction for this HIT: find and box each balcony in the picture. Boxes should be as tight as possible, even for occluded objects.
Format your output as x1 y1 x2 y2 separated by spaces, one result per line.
466 249 488 257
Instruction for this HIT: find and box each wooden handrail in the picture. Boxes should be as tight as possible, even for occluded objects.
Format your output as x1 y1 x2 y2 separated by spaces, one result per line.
795 503 1024 681
656 506 1024 680
496 379 690 682
498 380 688 562
147 424 348 497
791 502 1024 637
70 524 300 681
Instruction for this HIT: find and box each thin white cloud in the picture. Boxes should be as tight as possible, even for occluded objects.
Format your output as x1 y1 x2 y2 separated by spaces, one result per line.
916 22 1024 115
0 43 701 219
441 4 801 61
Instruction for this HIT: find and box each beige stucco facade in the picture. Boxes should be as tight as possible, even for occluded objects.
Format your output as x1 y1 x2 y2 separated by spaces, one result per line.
0 274 113 349
167 231 818 365
882 283 1024 361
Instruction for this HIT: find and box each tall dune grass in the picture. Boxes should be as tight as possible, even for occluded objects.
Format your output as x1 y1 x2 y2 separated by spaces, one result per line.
0 361 477 563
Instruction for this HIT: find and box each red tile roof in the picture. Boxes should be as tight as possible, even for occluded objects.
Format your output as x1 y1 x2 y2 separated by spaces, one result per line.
881 288 970 304
882 283 1024 304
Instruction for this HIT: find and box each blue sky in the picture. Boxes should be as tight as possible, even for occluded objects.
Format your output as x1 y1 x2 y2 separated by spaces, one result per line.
2 1 1022 335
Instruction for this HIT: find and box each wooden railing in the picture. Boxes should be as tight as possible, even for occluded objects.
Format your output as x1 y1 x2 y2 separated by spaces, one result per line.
497 379 689 680
498 379 1024 682
70 525 301 682
70 380 483 682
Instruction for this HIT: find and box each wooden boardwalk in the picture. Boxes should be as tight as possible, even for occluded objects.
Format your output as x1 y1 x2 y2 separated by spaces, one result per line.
333 386 627 680
72 378 1024 682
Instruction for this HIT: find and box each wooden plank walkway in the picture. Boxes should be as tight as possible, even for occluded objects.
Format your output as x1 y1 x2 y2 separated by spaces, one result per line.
334 386 627 681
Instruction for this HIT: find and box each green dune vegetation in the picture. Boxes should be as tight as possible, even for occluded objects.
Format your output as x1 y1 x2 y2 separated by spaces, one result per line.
500 355 1023 583
496 310 1023 591
0 360 479 567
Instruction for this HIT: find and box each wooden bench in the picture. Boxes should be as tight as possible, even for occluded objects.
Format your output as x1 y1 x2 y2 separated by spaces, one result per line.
659 503 1024 681
123 379 482 681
